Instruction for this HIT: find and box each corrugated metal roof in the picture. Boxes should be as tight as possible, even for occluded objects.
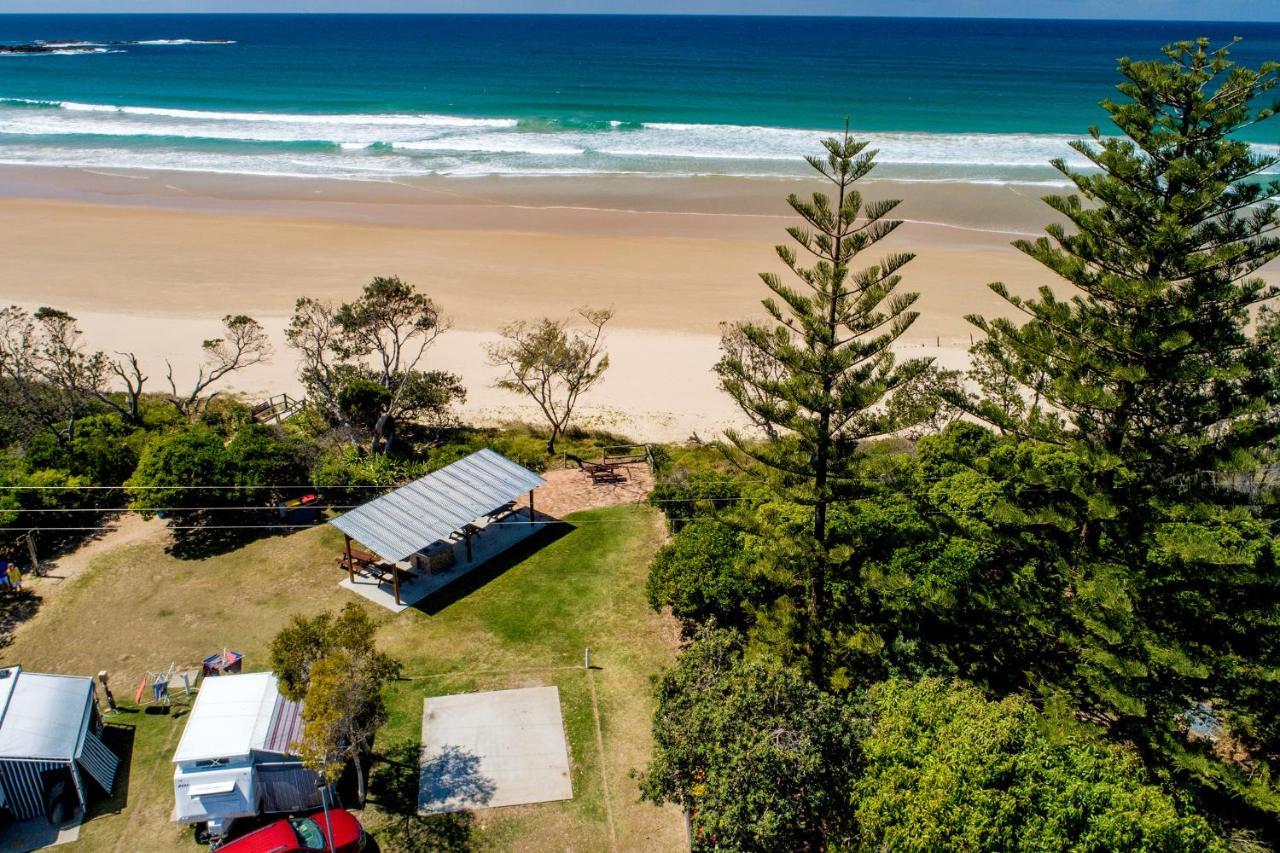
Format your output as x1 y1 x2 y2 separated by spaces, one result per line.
329 448 545 563
262 693 305 755
0 667 94 762
78 728 119 792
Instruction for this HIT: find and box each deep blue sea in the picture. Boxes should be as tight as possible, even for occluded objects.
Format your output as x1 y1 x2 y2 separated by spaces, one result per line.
0 14 1278 183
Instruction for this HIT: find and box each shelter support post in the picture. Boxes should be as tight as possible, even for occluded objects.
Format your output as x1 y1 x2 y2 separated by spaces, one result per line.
344 535 355 585
528 489 535 523
465 531 473 562
70 762 87 815
393 562 401 606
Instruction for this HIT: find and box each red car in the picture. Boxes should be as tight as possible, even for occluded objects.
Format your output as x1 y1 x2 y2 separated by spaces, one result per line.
215 809 367 853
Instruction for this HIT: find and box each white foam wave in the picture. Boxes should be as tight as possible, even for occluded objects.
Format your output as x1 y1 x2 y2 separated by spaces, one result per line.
1 97 1275 183
133 39 236 45
392 138 585 156
51 100 514 128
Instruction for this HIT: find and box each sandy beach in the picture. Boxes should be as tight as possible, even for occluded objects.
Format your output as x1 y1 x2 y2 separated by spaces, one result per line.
0 164 1223 441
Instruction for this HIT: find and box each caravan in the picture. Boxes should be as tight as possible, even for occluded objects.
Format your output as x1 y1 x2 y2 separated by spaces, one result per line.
172 672 326 842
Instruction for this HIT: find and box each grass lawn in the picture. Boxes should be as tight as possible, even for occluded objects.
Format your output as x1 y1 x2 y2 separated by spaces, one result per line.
3 504 683 852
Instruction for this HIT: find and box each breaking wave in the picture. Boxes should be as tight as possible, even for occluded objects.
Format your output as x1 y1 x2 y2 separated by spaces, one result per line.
0 97 1275 183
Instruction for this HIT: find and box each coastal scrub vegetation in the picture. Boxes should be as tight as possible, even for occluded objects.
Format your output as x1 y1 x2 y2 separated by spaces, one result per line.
0 274 617 564
643 39 1280 849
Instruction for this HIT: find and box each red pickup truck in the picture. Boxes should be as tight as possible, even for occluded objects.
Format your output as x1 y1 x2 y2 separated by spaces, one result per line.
215 809 367 853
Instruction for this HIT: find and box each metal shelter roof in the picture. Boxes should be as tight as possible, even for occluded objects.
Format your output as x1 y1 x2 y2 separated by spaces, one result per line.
0 666 95 762
329 448 545 563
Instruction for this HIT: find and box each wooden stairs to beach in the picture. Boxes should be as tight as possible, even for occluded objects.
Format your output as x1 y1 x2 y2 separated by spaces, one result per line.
251 393 305 425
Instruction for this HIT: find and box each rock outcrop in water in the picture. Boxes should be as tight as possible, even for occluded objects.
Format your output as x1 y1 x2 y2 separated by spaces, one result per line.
0 39 233 54
0 42 102 54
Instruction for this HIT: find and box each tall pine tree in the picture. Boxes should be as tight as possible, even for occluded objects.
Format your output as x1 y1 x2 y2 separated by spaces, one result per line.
965 39 1280 822
718 129 928 685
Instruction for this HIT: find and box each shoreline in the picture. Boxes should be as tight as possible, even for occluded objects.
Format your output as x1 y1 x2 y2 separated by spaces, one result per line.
3 165 1266 442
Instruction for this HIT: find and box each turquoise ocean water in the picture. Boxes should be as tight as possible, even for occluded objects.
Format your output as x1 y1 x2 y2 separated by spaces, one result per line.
0 14 1278 184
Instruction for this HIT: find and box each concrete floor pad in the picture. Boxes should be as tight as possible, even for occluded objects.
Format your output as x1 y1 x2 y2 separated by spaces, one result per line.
419 686 573 814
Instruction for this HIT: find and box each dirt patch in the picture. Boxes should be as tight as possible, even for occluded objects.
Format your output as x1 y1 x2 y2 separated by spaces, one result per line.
29 514 168 600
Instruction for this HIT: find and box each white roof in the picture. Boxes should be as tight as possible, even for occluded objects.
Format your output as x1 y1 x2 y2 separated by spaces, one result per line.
173 672 280 764
330 448 545 563
0 666 94 762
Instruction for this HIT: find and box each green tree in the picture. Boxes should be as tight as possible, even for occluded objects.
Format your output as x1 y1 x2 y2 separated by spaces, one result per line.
224 423 311 505
963 40 1280 819
485 307 612 454
852 678 1225 852
646 518 765 631
270 603 401 801
0 306 109 446
640 629 859 852
125 425 229 511
715 130 929 684
287 280 463 451
26 413 147 486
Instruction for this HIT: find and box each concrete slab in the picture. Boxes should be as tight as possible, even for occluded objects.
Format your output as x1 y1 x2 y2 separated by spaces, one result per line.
419 686 573 814
0 810 82 851
340 517 550 613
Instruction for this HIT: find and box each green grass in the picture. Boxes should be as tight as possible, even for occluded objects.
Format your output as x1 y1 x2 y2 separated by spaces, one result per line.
5 505 683 852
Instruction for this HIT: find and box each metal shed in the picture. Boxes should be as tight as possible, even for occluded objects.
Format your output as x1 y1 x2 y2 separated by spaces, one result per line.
0 666 118 821
330 449 546 605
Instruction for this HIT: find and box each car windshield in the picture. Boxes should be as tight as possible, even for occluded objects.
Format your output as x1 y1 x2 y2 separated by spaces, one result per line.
289 817 327 850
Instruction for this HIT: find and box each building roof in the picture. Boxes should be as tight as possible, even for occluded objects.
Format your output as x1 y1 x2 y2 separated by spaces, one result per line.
329 448 546 563
0 666 94 762
173 672 300 764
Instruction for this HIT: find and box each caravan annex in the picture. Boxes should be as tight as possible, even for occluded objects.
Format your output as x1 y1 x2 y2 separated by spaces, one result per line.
0 666 119 822
172 672 324 838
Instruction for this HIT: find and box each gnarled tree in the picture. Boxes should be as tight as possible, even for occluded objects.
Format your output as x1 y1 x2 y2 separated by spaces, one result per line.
0 306 108 445
486 307 612 454
167 314 272 420
286 278 463 452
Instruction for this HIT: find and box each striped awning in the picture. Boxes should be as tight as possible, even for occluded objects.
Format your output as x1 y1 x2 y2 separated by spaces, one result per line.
330 449 545 563
77 729 118 793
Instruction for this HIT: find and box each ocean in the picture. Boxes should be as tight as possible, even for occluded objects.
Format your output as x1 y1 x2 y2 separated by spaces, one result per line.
0 14 1278 184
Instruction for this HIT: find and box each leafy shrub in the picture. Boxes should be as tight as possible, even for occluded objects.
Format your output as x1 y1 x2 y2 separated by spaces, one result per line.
647 518 763 630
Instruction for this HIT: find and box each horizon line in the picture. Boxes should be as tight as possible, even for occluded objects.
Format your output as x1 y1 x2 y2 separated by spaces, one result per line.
1 12 1278 25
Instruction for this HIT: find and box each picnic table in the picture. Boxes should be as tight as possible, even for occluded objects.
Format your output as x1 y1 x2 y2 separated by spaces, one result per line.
565 454 628 485
337 544 379 572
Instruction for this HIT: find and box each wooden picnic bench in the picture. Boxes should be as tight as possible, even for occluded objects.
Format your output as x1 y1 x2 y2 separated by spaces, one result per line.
565 454 629 485
336 544 379 572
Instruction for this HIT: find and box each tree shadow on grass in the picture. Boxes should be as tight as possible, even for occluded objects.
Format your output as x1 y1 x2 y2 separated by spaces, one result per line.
165 510 312 560
412 521 574 616
0 590 41 652
367 740 480 853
